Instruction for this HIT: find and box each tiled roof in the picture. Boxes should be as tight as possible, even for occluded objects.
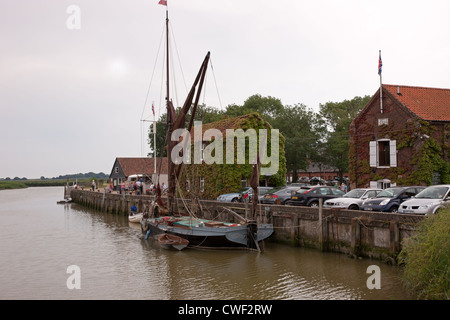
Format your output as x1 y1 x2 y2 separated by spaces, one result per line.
384 85 450 121
116 157 168 176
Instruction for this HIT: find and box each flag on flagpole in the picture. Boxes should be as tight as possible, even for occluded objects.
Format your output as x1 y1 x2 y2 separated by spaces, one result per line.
378 51 383 75
152 103 155 116
158 0 167 6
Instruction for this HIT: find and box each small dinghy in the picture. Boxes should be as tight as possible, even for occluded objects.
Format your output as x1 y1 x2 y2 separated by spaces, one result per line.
128 205 142 223
158 233 189 251
57 198 72 204
128 212 143 223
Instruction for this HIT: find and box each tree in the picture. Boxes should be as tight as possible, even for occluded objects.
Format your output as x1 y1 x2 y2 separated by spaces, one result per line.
271 104 321 179
318 95 371 180
224 95 320 181
148 118 168 158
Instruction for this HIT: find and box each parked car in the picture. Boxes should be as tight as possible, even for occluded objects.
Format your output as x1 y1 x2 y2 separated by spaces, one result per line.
217 187 251 202
239 186 273 202
289 183 310 187
286 186 345 207
297 176 310 183
309 177 326 185
400 185 450 215
217 186 274 203
361 186 426 213
260 186 301 205
324 188 382 210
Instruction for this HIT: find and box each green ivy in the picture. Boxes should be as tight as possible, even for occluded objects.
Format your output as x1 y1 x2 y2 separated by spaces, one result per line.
177 113 286 199
349 119 449 186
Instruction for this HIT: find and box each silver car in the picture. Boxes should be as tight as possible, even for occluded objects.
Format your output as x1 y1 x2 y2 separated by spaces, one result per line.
324 188 382 210
400 185 450 215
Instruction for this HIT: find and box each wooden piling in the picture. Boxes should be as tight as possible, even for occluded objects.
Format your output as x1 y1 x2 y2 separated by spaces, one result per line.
351 217 361 256
390 221 400 254
318 198 328 251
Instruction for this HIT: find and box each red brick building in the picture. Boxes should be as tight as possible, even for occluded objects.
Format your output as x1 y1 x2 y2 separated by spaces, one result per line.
349 84 450 189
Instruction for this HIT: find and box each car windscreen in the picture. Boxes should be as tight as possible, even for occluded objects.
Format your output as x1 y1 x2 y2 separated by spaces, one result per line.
275 187 299 195
376 188 401 198
343 189 366 198
414 186 449 199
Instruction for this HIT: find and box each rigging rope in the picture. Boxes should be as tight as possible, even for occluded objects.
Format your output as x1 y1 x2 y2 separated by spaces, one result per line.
141 26 165 121
209 57 223 110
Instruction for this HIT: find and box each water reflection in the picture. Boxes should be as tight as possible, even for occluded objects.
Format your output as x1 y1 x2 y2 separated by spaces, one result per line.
0 187 412 300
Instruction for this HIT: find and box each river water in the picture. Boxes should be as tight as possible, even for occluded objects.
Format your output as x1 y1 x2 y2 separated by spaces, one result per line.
0 187 413 300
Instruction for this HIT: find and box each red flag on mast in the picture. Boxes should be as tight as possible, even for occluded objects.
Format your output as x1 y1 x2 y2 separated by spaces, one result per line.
158 0 167 6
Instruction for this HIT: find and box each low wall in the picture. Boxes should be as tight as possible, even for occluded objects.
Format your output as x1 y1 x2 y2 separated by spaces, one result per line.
70 189 424 263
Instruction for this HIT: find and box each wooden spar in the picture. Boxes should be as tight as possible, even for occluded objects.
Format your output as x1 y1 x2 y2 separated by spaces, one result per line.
167 52 210 214
174 52 210 180
221 207 248 224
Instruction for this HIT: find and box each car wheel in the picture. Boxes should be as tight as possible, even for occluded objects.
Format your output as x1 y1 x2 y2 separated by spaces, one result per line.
231 198 238 203
348 204 359 211
389 206 398 213
309 201 319 208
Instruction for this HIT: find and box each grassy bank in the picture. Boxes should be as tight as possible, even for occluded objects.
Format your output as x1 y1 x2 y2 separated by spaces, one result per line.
0 179 106 190
399 205 450 300
0 181 28 190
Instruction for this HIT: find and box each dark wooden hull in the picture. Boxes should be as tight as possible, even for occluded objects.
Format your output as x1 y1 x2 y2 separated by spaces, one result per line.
141 218 273 250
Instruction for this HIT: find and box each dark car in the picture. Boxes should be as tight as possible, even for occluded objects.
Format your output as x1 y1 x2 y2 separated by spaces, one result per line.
360 186 426 213
260 186 301 205
286 186 345 207
309 177 326 185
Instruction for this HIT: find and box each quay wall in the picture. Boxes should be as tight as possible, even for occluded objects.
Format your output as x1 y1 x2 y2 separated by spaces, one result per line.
70 189 424 263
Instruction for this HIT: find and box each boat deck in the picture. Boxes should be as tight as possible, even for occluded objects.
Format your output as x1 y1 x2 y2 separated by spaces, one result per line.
155 216 240 228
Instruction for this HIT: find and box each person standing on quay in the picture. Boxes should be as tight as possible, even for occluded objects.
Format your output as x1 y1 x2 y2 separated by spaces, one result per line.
91 180 96 192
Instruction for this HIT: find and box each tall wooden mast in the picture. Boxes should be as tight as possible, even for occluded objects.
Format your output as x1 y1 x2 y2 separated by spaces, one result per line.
165 8 175 213
163 5 210 215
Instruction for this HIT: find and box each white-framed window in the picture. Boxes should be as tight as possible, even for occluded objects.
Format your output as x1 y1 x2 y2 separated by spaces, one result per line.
115 167 119 173
369 140 397 168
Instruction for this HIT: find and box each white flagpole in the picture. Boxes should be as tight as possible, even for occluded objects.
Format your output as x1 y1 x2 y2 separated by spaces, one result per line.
153 101 157 176
379 50 383 114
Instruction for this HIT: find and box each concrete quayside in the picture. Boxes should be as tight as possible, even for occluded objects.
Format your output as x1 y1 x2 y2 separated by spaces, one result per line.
70 189 424 263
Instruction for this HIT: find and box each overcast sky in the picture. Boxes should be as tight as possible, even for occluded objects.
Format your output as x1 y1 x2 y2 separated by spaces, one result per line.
1 0 449 179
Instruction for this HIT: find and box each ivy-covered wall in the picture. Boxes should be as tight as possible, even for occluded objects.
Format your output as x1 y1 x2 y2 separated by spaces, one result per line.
349 91 449 188
177 113 286 199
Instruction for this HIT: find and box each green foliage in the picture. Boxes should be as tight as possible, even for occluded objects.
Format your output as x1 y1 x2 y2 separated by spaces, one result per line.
177 113 286 199
399 206 450 299
271 104 321 175
319 95 371 180
412 137 449 185
0 181 28 190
